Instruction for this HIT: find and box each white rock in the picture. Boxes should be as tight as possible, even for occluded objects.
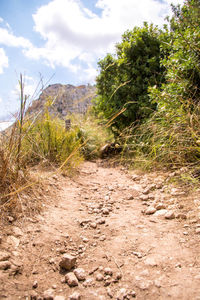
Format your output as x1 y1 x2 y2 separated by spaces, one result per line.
145 207 156 215
65 272 78 287
165 211 175 220
74 268 86 281
68 292 81 300
104 267 113 276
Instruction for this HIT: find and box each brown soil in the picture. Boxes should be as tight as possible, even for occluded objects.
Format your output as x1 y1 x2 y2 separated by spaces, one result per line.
0 161 200 300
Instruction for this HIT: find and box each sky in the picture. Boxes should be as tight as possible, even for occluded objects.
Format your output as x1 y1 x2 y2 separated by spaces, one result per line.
0 0 184 120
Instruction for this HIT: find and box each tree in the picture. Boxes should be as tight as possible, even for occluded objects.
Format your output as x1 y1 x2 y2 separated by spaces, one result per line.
94 23 165 130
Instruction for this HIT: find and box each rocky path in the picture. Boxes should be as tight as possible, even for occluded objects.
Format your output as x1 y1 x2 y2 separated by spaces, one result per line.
0 161 200 300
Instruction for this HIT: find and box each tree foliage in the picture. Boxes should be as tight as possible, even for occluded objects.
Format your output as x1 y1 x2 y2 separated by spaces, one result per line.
94 23 165 130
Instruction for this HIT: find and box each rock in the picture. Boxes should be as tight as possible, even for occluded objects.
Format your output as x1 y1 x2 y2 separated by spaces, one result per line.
140 195 149 201
116 288 127 300
82 237 89 243
96 273 104 281
0 251 10 262
165 211 175 220
156 203 166 210
154 209 168 216
30 291 38 300
73 268 86 281
195 228 200 234
107 287 114 298
104 267 113 276
136 279 152 290
176 213 187 220
90 222 97 229
115 272 122 280
145 207 156 215
144 257 157 267
65 272 79 287
82 278 94 287
105 195 110 201
68 292 81 300
102 208 109 215
32 280 38 289
99 235 106 241
43 288 54 300
143 188 150 195
54 296 66 300
8 216 14 223
59 254 76 270
97 218 106 225
0 261 11 270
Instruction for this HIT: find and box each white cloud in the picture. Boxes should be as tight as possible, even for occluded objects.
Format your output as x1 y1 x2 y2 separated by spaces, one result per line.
0 48 8 74
0 27 32 48
0 17 3 23
0 96 2 103
23 0 184 82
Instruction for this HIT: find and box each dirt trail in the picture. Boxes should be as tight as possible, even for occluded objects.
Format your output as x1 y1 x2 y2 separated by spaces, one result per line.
0 161 200 300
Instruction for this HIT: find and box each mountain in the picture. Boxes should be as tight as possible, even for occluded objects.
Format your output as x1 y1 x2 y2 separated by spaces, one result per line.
27 83 97 117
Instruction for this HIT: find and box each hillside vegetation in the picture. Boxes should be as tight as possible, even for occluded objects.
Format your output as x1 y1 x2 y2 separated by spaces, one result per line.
94 0 200 170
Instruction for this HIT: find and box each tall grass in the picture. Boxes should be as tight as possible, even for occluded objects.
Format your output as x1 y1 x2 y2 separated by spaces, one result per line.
120 102 200 171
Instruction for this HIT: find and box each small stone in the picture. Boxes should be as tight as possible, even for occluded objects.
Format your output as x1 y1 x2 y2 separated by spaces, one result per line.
115 272 122 280
82 278 94 287
104 267 113 276
145 207 156 215
43 288 54 300
30 291 38 300
32 280 38 289
116 288 127 300
165 211 175 220
7 236 20 248
107 287 113 298
176 213 187 220
105 196 110 201
74 268 86 281
140 195 149 201
195 228 200 234
96 273 104 281
144 257 157 267
82 237 89 243
97 218 106 225
136 280 152 290
8 216 14 223
154 209 168 216
183 231 188 235
0 261 11 270
90 222 97 229
156 203 166 210
65 272 78 287
59 254 76 271
143 188 150 195
68 292 81 300
102 208 109 215
54 296 66 300
52 285 57 289
99 235 106 241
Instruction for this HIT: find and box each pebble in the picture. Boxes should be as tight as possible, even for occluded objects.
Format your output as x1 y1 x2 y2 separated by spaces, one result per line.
68 292 81 300
59 254 76 271
99 235 106 241
145 207 156 215
102 208 109 215
165 211 175 220
43 288 54 300
90 222 97 229
156 203 166 210
82 237 89 243
65 272 79 287
176 213 187 220
96 273 104 281
195 228 200 234
104 267 113 276
97 218 106 225
115 272 122 280
32 280 38 289
73 268 86 281
140 195 149 201
107 287 114 298
144 257 157 267
54 296 66 300
12 226 23 237
154 209 168 216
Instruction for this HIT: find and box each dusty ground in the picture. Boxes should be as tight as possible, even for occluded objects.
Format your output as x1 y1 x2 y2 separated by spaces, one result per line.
0 161 200 300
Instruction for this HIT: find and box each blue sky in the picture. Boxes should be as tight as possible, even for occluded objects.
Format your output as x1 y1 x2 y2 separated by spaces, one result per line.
0 0 184 120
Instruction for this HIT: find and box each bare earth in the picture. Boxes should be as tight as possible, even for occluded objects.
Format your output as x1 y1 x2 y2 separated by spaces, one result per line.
0 161 200 300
